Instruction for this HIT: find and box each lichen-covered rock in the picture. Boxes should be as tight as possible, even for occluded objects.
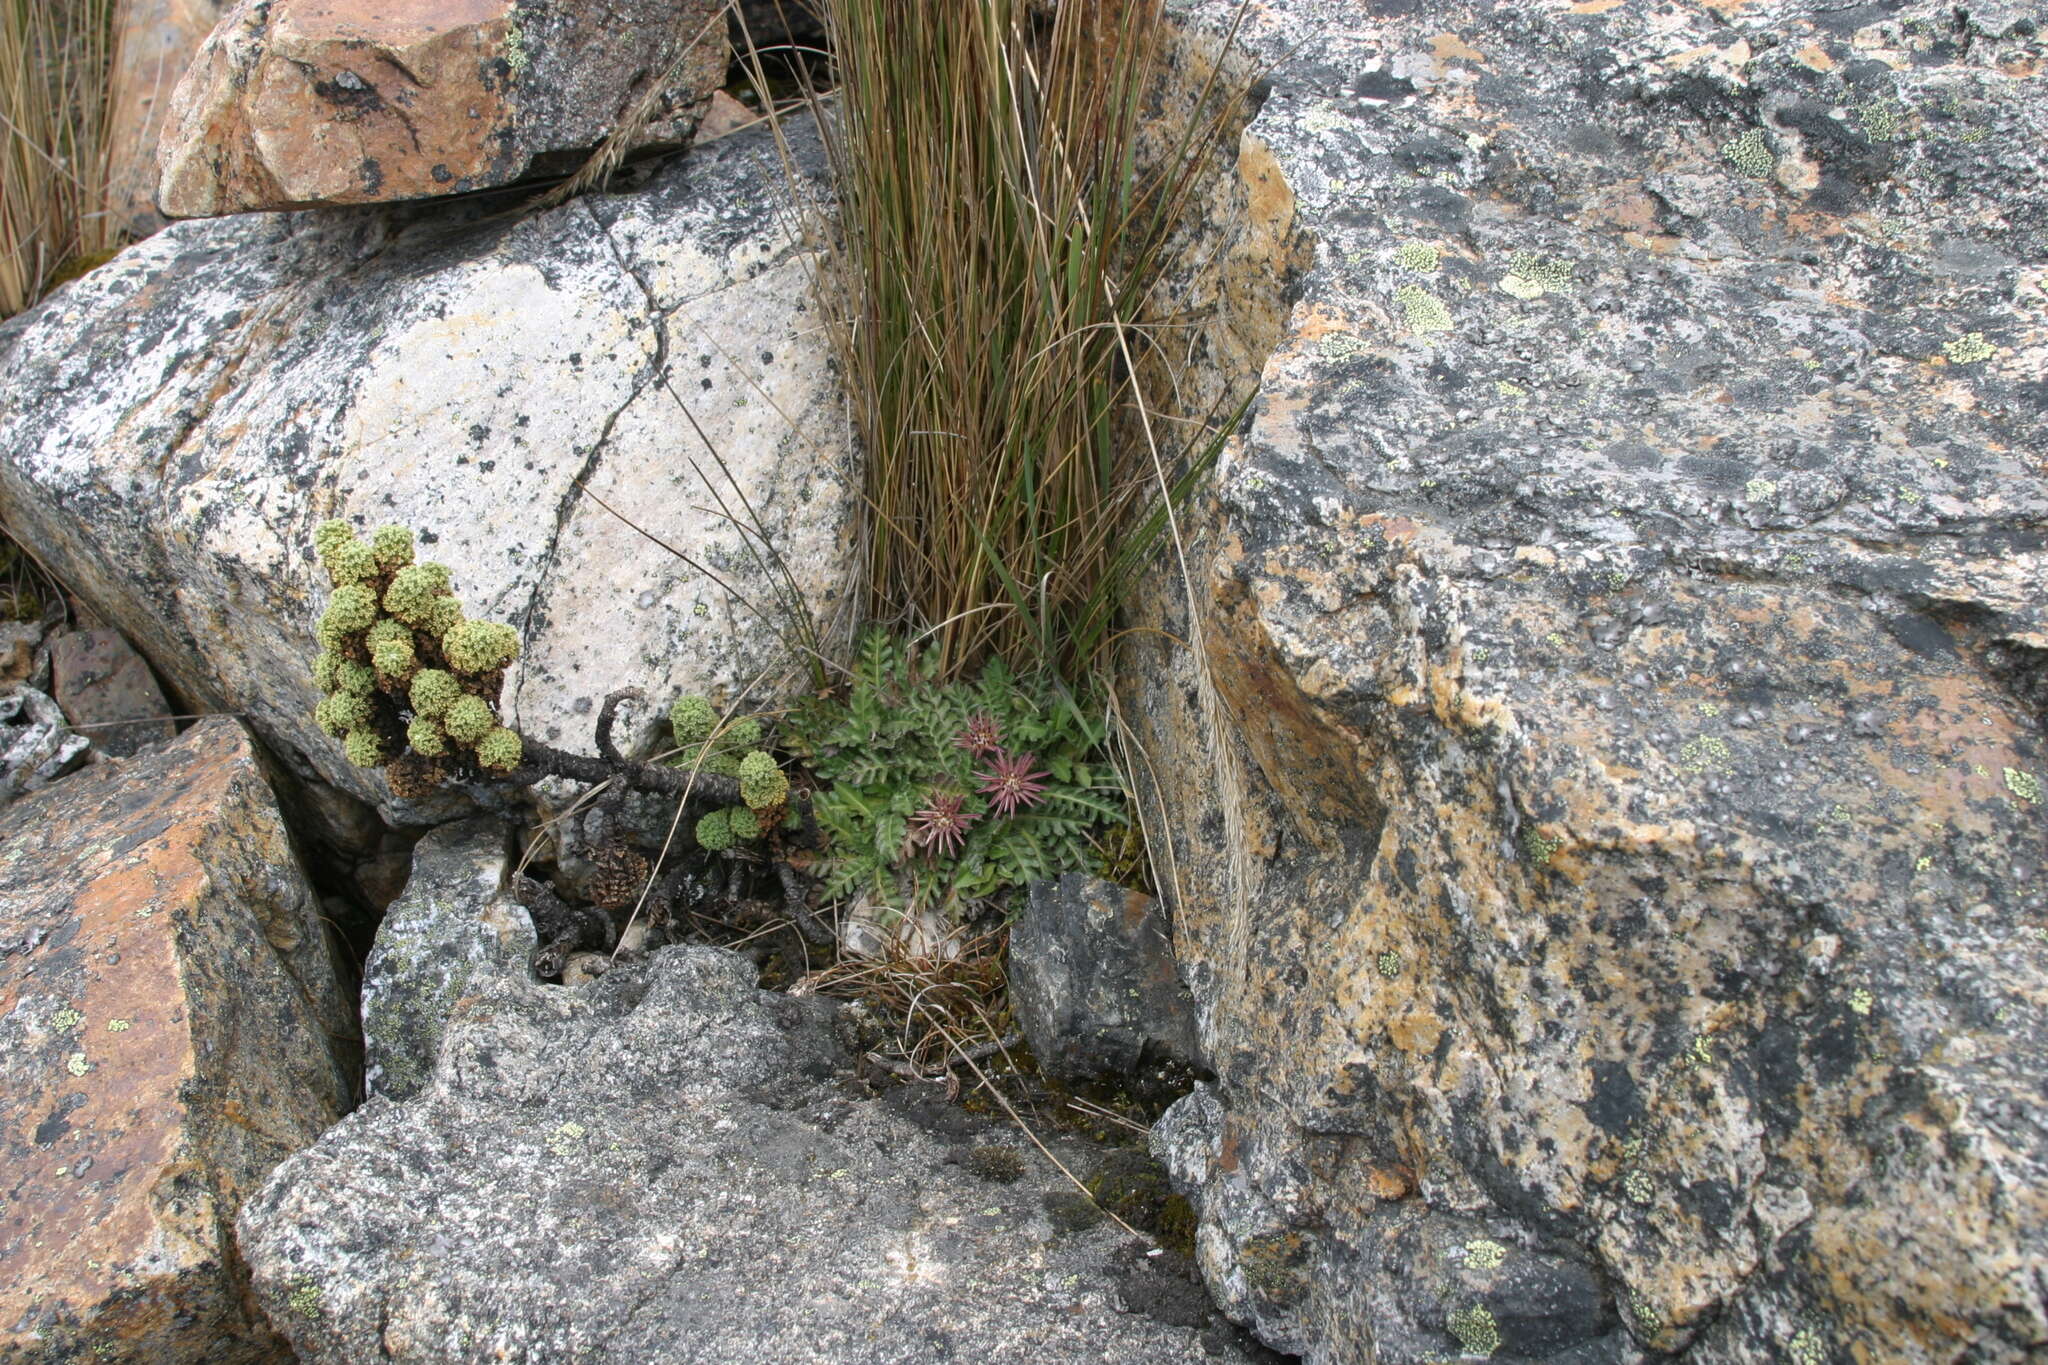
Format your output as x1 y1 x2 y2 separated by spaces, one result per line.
1130 1 2048 1360
157 0 726 216
239 945 1258 1364
0 115 855 823
1009 872 1202 1094
0 717 354 1362
360 817 527 1102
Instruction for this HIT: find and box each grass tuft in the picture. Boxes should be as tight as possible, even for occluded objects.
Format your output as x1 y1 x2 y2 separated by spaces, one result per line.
2 0 122 319
780 0 1253 683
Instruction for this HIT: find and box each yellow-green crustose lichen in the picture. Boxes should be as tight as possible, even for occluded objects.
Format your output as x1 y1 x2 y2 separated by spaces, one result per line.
1847 987 1874 1016
1377 950 1402 979
1522 825 1562 865
106 1018 129 1033
1318 333 1374 360
1786 1327 1827 1365
504 18 530 77
1396 285 1455 334
2003 767 2040 805
548 1121 587 1156
1721 128 1775 178
1857 99 1908 142
1499 250 1575 299
1397 241 1443 273
1745 478 1777 501
1678 735 1731 773
1623 1169 1655 1205
1462 1239 1507 1271
288 1279 324 1321
50 1007 82 1033
1447 1304 1501 1357
66 1052 90 1076
1496 380 1528 398
1943 332 1995 364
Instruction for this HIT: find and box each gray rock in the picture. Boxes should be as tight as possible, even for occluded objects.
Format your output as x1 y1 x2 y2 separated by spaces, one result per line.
1010 872 1201 1093
360 817 527 1102
0 686 89 804
0 115 857 825
1128 0 2048 1360
239 945 1256 1364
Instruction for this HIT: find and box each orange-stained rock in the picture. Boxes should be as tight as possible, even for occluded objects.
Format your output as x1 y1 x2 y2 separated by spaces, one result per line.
156 0 727 216
0 717 354 1363
105 0 229 235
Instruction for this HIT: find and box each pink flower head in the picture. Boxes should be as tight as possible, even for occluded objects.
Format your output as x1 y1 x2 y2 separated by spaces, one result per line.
975 749 1050 817
909 788 980 857
954 713 1004 757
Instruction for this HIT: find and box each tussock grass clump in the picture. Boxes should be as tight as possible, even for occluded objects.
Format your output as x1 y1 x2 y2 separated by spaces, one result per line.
803 0 1250 682
1 0 122 319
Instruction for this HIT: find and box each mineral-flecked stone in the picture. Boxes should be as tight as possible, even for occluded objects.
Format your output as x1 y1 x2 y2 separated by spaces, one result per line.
157 0 727 216
0 717 354 1362
239 945 1259 1364
0 115 856 824
1130 0 2048 1360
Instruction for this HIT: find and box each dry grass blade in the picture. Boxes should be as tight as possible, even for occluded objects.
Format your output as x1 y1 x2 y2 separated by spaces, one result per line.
794 933 1010 1076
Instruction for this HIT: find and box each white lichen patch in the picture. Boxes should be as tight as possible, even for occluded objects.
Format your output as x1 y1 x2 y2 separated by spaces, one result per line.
1318 333 1375 360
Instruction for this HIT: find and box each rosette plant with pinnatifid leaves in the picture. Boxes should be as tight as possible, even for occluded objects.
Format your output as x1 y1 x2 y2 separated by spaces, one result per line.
785 629 1124 918
308 518 522 795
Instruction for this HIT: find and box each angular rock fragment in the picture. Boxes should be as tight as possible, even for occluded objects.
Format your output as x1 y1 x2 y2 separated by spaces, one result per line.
0 717 354 1362
360 817 528 1102
157 0 728 215
1009 872 1201 1093
49 627 176 756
